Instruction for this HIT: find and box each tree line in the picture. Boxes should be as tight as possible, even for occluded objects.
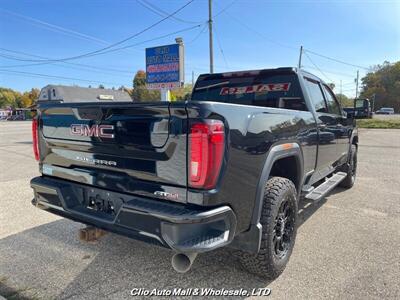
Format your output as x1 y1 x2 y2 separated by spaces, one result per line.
360 61 400 112
0 87 40 109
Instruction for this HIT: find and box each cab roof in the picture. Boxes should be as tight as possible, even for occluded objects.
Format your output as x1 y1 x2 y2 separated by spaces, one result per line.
197 67 324 84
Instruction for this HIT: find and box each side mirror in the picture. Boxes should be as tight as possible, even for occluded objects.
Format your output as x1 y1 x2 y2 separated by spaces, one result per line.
352 99 365 119
346 111 354 119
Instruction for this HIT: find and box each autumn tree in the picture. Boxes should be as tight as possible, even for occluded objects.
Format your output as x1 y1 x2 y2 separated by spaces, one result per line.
0 87 40 108
360 61 400 112
132 70 160 101
170 84 193 101
21 88 40 107
335 93 353 107
0 88 21 108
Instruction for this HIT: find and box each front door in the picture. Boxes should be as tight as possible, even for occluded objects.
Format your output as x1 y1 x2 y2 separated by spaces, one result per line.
303 78 339 180
321 84 351 165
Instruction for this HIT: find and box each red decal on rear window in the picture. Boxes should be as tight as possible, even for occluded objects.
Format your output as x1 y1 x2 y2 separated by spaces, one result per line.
220 83 290 95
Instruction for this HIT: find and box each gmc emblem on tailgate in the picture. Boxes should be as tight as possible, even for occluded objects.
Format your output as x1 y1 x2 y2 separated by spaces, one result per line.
70 124 114 138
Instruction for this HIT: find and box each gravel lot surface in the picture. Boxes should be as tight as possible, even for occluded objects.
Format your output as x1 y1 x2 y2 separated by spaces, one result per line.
0 121 399 299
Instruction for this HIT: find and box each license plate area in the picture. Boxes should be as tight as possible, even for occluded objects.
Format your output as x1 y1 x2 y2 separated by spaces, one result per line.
84 188 124 216
68 186 127 221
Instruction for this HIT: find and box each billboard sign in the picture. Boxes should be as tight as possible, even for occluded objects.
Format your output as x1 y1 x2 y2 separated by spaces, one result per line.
145 43 184 90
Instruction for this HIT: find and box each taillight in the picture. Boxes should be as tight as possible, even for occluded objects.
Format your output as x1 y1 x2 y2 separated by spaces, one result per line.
32 118 39 161
189 119 225 189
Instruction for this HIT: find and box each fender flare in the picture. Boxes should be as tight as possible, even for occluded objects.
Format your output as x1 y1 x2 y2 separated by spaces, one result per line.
251 142 304 225
229 142 304 253
347 128 359 162
350 128 358 146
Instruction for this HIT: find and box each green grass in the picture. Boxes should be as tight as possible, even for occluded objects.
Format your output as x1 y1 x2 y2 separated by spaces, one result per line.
357 118 400 129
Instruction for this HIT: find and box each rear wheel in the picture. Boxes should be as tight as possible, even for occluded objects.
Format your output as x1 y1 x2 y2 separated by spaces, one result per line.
238 177 298 279
340 144 357 188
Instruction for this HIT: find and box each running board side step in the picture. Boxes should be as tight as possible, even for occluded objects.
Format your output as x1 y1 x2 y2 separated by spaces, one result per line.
305 172 347 201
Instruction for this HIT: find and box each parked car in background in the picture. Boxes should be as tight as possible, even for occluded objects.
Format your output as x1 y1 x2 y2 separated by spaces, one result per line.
0 109 11 120
0 114 8 121
375 107 395 115
6 109 28 120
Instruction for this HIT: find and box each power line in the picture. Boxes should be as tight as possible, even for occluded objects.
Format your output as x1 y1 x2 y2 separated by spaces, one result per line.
304 51 334 83
80 24 201 56
1 2 373 85
0 48 133 74
213 24 229 69
0 70 125 86
0 52 133 77
0 25 201 68
0 8 142 61
137 0 203 24
211 2 371 75
304 49 370 71
186 23 208 44
0 0 195 64
0 8 111 47
213 0 238 18
213 1 297 51
301 65 355 78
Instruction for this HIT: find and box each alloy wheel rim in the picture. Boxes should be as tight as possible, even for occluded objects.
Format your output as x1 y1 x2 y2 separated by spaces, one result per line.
273 197 295 259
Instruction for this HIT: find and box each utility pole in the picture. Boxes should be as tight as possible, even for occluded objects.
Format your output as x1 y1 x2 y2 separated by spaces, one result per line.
191 71 194 86
372 93 376 112
355 70 359 99
208 0 214 73
298 45 303 69
340 80 343 105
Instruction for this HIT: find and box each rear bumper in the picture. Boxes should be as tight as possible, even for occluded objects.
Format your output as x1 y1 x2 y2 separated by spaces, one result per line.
30 176 236 253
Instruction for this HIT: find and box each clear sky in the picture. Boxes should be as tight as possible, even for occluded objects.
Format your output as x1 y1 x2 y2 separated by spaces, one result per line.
0 0 399 97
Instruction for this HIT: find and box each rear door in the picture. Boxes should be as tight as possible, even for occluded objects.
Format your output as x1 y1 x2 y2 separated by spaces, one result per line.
38 102 189 202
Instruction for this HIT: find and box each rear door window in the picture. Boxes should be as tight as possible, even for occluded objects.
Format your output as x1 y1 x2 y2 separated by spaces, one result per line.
191 73 308 111
322 84 341 115
304 78 327 113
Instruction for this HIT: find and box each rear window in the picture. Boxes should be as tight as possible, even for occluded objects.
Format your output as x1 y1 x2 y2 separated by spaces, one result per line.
191 72 307 111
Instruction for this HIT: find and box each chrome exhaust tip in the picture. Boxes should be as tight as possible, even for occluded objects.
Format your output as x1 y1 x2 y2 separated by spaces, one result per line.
171 252 198 273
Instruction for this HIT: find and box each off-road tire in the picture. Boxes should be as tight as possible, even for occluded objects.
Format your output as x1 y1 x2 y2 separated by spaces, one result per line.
238 177 298 279
339 144 357 188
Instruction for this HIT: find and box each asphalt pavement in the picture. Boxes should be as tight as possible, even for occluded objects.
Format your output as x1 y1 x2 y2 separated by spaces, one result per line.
0 121 399 299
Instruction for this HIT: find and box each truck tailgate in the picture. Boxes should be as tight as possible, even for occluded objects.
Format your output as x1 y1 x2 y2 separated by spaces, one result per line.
38 102 189 202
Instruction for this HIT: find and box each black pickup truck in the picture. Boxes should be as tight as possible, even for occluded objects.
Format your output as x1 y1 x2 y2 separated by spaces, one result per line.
30 67 358 279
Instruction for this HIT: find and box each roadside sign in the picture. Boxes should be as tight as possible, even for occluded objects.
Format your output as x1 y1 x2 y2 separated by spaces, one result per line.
145 43 184 90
